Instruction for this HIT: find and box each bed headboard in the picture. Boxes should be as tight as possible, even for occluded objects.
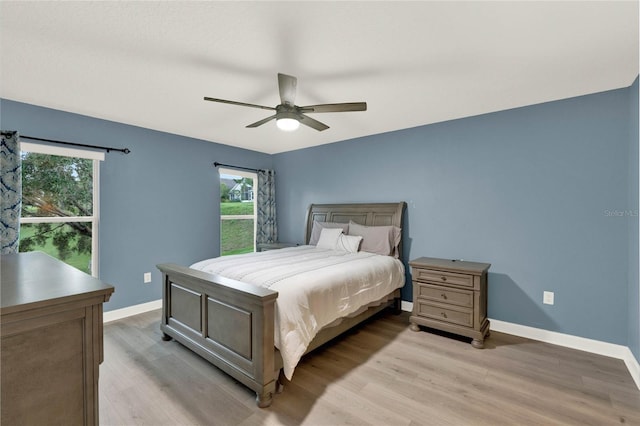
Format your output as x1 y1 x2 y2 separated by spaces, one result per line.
304 202 407 256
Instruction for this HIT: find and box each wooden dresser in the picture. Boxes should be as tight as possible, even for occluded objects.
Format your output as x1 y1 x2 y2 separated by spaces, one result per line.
1 252 114 425
409 257 490 348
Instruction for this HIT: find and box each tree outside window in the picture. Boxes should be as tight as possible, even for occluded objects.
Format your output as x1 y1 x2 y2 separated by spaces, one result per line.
19 146 100 275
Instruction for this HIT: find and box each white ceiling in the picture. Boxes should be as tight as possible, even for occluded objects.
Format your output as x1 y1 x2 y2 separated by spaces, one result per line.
1 1 638 155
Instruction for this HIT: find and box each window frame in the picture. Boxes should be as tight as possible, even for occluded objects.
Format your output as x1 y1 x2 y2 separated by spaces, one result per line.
20 142 103 276
219 167 257 254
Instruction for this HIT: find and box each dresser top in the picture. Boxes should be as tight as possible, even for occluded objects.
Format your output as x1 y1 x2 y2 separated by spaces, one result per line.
1 251 114 315
409 257 490 275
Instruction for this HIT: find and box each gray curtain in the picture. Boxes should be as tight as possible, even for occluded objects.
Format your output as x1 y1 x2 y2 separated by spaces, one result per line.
1 131 22 254
256 169 277 244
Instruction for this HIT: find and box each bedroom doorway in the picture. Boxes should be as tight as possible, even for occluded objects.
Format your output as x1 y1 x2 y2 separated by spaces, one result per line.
219 168 257 255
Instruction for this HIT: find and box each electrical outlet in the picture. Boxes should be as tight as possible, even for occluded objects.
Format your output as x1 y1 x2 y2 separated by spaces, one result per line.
543 291 554 305
143 272 152 284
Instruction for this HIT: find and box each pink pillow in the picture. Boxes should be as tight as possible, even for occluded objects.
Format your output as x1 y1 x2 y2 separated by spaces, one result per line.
348 221 401 257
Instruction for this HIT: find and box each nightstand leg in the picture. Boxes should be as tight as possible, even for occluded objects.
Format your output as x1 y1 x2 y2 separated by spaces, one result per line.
409 322 420 332
471 338 484 349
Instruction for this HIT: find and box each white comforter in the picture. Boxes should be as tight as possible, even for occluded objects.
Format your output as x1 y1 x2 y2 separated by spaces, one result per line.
190 245 405 379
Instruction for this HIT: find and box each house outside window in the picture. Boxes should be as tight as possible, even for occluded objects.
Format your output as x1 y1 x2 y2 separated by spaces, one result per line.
219 168 256 255
223 178 254 202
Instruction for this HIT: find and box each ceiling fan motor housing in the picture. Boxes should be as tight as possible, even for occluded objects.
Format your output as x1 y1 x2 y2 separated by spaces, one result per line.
276 104 301 120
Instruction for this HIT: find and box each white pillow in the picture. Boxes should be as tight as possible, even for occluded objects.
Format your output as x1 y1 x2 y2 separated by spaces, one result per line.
335 234 363 253
316 227 344 249
309 221 349 245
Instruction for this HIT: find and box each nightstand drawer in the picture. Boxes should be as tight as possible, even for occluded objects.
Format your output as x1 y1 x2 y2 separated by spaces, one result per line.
415 301 473 328
413 269 473 288
416 283 473 308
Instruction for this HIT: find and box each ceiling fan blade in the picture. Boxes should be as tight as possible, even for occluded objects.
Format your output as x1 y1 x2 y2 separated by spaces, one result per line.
246 114 277 128
298 114 329 131
204 97 275 111
299 102 367 113
278 73 297 106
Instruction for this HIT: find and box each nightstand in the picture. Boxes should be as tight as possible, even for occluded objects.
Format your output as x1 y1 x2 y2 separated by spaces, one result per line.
256 242 298 252
409 257 490 348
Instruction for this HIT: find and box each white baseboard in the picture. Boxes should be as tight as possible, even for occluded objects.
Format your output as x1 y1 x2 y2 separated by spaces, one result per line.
490 319 640 389
103 299 162 323
402 302 640 390
488 318 628 358
622 347 640 390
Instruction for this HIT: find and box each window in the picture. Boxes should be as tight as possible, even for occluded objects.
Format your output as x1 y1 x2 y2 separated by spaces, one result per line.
19 143 103 276
219 168 256 255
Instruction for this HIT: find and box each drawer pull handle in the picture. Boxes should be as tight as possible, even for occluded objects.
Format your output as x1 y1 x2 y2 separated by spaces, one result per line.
441 276 447 281
440 312 448 318
441 293 447 300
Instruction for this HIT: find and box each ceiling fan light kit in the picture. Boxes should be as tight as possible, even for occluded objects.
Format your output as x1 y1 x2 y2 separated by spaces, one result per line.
276 117 300 132
204 73 367 132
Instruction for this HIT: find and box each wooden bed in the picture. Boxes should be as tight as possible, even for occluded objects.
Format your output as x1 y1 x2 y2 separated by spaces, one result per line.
157 202 406 407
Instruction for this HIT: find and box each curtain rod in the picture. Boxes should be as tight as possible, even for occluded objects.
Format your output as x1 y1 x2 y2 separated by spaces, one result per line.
213 162 266 173
1 131 131 154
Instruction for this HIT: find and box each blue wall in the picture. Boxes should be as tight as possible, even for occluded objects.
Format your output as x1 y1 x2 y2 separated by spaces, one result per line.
629 77 639 360
2 79 637 351
274 84 636 346
0 99 272 311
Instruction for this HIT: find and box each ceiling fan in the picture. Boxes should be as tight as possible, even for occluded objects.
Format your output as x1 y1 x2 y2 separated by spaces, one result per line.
204 73 367 132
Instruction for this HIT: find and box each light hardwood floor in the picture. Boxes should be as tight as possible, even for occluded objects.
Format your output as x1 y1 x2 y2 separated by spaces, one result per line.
100 310 640 425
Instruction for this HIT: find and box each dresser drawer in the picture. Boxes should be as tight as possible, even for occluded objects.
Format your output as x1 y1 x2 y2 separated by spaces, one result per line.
413 269 473 288
415 301 473 328
415 283 473 308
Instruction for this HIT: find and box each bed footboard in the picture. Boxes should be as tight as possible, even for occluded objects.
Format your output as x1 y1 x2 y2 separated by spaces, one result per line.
157 263 279 407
